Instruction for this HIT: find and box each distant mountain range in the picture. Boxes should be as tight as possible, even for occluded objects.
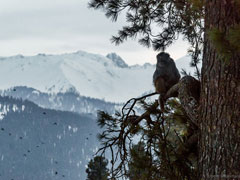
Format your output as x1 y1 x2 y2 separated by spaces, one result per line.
0 86 119 115
0 50 196 104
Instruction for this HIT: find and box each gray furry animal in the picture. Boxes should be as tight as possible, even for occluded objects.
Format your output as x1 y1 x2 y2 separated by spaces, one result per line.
153 52 180 111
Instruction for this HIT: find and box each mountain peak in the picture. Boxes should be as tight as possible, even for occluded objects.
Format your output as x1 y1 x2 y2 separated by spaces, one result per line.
106 53 128 68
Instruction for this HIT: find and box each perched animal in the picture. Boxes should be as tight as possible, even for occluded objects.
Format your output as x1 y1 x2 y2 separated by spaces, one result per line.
153 52 180 111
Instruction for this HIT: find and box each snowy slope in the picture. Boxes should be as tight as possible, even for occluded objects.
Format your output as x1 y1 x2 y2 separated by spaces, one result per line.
0 86 118 115
0 51 197 103
175 55 202 76
0 96 100 180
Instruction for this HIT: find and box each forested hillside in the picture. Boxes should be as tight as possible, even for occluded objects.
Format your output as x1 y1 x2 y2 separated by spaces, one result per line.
0 96 100 180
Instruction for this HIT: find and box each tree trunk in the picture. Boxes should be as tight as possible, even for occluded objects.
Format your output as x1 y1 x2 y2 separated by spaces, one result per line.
199 0 240 179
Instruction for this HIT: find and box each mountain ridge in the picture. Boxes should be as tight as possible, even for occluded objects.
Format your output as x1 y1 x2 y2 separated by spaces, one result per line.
0 95 100 180
0 50 196 103
0 86 119 115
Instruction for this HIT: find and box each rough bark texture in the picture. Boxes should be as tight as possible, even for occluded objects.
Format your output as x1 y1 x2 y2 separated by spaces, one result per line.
199 1 240 179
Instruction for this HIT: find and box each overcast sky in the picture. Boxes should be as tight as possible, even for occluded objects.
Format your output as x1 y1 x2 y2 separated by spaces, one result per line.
0 0 189 65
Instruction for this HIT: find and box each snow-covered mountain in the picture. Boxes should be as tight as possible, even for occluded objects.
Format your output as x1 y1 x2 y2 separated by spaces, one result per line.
0 50 196 103
0 51 150 103
0 86 118 115
106 52 128 68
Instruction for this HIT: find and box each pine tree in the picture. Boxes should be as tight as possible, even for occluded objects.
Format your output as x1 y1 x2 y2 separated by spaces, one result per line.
90 0 240 179
127 142 159 180
86 156 109 180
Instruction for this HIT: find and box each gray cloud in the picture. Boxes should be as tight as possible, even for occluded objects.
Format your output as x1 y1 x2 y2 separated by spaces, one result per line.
0 2 123 39
0 0 189 64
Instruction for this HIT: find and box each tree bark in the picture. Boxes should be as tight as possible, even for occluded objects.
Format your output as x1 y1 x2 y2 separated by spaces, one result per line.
199 0 240 179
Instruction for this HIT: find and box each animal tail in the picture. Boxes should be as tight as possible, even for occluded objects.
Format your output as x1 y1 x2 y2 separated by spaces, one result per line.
158 95 165 112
